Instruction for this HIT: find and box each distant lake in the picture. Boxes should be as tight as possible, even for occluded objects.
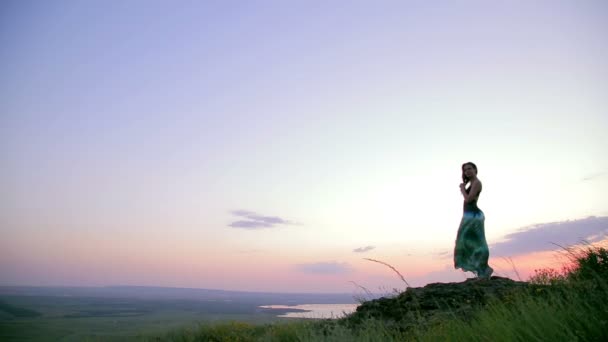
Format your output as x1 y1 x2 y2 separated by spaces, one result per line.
259 304 359 319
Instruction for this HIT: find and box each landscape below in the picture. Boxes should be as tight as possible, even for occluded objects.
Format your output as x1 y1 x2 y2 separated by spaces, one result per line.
1 245 607 341
0 285 356 341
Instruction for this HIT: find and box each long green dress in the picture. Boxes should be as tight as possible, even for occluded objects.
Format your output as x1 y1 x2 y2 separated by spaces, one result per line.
454 187 493 278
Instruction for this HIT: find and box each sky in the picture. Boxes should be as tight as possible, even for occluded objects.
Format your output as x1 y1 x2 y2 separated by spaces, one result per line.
1 0 607 293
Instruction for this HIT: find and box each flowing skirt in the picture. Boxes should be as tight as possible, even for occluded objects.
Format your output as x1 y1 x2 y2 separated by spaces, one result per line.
454 211 493 278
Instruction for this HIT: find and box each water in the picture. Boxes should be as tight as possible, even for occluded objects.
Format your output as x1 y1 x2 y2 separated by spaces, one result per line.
259 303 359 319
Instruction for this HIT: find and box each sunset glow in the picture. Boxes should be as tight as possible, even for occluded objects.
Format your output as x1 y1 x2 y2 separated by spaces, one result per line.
1 1 607 293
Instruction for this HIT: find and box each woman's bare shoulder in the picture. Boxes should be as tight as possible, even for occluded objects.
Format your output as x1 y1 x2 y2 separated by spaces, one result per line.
470 179 482 192
474 179 483 191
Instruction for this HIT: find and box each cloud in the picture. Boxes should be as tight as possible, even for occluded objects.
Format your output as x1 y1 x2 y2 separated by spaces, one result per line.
490 216 608 257
228 210 295 229
353 246 375 253
229 220 273 229
582 171 607 181
295 262 353 274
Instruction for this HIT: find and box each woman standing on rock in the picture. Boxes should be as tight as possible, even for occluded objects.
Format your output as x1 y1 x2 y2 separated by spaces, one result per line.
454 162 493 279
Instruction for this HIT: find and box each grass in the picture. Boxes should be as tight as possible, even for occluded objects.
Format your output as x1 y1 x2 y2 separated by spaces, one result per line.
0 297 283 341
420 243 608 341
155 243 608 341
421 279 607 341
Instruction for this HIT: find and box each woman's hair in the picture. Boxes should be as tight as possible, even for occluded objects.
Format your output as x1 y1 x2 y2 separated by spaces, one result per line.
461 162 478 184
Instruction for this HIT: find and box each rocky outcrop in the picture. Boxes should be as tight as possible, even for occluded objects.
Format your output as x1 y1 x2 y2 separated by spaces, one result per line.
343 276 532 329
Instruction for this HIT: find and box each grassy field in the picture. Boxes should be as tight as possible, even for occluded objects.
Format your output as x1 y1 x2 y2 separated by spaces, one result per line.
0 296 275 341
0 288 354 341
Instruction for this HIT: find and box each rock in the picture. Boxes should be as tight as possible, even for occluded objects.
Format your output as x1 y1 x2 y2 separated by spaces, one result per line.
342 276 531 330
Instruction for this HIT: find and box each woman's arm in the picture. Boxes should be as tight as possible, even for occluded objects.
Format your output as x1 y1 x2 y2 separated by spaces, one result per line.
460 180 481 203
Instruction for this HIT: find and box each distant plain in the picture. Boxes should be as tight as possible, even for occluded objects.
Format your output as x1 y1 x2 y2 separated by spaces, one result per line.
0 286 358 341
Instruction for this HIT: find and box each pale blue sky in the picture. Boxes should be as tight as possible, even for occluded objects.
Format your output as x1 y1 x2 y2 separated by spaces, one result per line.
1 1 607 292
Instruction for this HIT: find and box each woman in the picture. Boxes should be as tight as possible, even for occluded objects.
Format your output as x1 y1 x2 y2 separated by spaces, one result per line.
454 162 493 279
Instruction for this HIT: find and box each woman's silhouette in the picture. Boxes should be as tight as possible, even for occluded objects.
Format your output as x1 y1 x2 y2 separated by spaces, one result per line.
454 162 493 278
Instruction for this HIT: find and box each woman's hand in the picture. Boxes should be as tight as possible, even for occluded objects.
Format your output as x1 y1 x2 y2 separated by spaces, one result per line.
459 183 467 198
461 181 480 203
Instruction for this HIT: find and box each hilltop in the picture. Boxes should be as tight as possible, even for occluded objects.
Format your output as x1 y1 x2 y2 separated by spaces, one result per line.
343 276 532 330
